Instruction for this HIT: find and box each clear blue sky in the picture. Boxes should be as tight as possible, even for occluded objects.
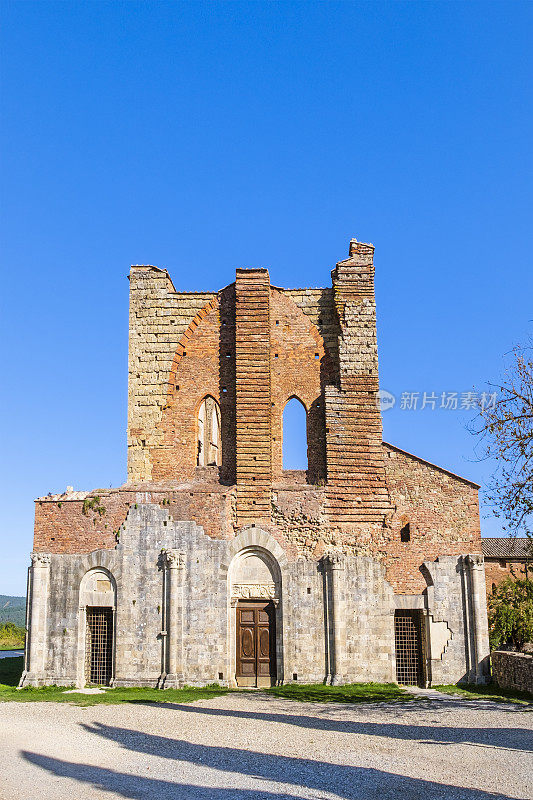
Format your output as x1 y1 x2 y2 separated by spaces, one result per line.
1 2 532 595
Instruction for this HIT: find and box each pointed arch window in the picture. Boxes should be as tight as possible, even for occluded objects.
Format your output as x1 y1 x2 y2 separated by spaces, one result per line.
197 396 222 466
282 396 308 470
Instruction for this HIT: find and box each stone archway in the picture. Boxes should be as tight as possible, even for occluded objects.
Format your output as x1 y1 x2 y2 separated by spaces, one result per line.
77 567 116 687
222 528 286 687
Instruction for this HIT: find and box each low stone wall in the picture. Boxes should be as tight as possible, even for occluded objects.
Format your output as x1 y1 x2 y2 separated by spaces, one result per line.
491 650 533 694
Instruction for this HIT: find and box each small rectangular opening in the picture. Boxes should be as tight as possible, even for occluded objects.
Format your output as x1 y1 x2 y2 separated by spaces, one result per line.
400 523 411 542
293 673 298 681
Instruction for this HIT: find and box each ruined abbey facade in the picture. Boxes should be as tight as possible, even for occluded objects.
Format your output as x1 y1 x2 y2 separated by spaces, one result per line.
21 239 490 689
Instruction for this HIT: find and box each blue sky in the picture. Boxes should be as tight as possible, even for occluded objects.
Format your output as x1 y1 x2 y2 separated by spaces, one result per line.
1 2 532 595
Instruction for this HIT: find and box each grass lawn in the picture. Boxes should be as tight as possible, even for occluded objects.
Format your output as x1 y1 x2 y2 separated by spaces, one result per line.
433 683 533 705
265 682 415 703
1 658 416 707
0 656 230 706
0 644 24 651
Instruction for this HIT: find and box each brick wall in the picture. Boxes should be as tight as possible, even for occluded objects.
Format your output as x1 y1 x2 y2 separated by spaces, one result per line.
34 240 482 598
128 264 216 482
234 268 272 524
325 241 391 526
484 559 529 597
33 484 235 554
382 442 482 592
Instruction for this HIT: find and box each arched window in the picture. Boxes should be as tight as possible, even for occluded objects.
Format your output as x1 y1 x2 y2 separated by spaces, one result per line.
282 397 307 470
197 396 221 466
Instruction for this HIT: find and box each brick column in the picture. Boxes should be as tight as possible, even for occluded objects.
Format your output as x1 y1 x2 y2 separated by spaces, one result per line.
20 553 51 687
162 549 185 688
325 239 390 526
235 268 272 525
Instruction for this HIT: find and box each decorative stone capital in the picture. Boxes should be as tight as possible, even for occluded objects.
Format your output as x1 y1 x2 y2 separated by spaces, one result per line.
466 554 484 569
324 552 345 570
163 550 185 569
31 552 51 567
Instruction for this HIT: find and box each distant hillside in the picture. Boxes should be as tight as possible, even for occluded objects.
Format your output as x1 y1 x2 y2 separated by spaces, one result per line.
0 596 26 627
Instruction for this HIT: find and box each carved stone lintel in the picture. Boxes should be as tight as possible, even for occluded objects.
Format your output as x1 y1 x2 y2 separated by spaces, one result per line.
31 552 51 567
232 583 277 600
163 550 185 569
466 554 484 569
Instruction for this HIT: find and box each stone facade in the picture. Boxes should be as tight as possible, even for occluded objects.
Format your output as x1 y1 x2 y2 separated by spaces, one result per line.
21 239 490 690
491 650 533 694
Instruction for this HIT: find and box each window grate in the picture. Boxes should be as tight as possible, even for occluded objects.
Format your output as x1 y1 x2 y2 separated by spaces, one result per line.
86 607 113 685
395 610 423 686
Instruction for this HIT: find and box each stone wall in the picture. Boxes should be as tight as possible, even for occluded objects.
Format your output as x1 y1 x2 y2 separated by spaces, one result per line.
491 650 533 694
24 503 490 689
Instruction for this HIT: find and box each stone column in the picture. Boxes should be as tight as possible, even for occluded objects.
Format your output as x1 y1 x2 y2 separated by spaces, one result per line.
325 553 346 685
20 553 51 687
163 550 185 688
467 554 490 683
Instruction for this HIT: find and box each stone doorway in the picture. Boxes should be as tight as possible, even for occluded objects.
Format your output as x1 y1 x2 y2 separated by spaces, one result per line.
236 601 276 687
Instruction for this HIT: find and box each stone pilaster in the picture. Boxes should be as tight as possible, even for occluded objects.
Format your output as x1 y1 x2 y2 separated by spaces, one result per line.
19 553 51 687
324 553 346 685
466 554 490 683
161 549 185 688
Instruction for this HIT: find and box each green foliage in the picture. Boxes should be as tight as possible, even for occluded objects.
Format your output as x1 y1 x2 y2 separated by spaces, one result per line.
266 682 414 703
488 577 533 650
82 496 106 517
0 622 25 649
433 683 532 704
0 596 26 627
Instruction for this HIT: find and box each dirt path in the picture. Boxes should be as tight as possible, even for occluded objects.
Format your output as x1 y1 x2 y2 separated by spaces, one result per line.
1 692 531 799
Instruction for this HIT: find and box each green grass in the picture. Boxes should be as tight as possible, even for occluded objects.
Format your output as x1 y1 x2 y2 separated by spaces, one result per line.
0 657 230 706
433 683 533 705
1 660 415 707
0 644 24 651
265 682 415 703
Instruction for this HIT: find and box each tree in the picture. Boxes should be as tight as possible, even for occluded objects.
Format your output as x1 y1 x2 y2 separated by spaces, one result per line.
488 577 533 650
472 341 533 541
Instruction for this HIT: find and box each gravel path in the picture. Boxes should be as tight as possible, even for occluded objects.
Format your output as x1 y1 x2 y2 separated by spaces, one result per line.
1 692 532 799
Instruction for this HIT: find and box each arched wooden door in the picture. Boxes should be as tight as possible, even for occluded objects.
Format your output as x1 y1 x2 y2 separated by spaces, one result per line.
236 601 276 687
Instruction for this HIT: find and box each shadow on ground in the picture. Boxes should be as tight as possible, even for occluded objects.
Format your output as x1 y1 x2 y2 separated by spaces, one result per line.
120 701 533 751
22 748 520 800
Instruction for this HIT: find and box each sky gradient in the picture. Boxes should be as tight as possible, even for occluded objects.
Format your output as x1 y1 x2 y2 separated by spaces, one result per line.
1 2 532 594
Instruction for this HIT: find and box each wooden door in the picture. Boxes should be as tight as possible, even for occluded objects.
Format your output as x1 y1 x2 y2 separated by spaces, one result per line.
236 602 275 687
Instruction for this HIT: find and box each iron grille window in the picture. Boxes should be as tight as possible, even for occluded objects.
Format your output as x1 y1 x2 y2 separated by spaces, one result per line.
394 610 423 686
86 607 113 685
